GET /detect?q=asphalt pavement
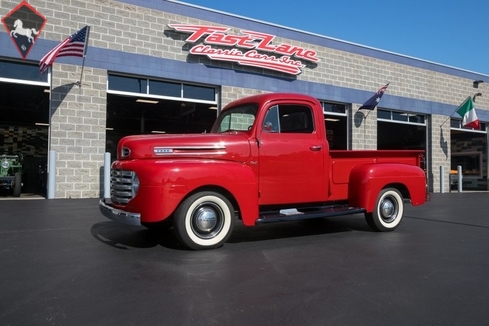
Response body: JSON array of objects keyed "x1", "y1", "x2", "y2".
[{"x1": 1, "y1": 193, "x2": 489, "y2": 326}]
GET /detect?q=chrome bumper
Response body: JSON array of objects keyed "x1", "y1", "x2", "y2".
[{"x1": 99, "y1": 198, "x2": 141, "y2": 226}]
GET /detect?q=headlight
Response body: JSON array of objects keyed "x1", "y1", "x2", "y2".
[
  {"x1": 132, "y1": 174, "x2": 140, "y2": 195},
  {"x1": 1, "y1": 160, "x2": 9, "y2": 169},
  {"x1": 121, "y1": 146, "x2": 131, "y2": 158}
]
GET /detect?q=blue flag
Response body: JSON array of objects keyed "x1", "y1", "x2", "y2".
[{"x1": 359, "y1": 83, "x2": 389, "y2": 110}]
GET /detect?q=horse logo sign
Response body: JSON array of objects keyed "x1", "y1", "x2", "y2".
[
  {"x1": 11, "y1": 19, "x2": 39, "y2": 43},
  {"x1": 1, "y1": 1, "x2": 47, "y2": 60}
]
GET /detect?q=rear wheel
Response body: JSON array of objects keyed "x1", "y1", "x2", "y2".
[
  {"x1": 365, "y1": 188, "x2": 404, "y2": 231},
  {"x1": 173, "y1": 191, "x2": 234, "y2": 250},
  {"x1": 13, "y1": 172, "x2": 21, "y2": 197}
]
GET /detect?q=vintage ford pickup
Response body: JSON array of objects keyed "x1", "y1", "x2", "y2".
[{"x1": 100, "y1": 93, "x2": 427, "y2": 250}]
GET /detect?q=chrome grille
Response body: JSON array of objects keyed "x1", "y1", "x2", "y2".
[{"x1": 111, "y1": 169, "x2": 136, "y2": 204}]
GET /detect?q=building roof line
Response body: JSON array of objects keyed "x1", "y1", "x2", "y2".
[{"x1": 167, "y1": 0, "x2": 488, "y2": 78}]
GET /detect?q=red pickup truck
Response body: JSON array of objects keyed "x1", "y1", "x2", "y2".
[{"x1": 100, "y1": 93, "x2": 427, "y2": 250}]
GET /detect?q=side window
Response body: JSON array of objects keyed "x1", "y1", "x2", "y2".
[
  {"x1": 279, "y1": 105, "x2": 314, "y2": 133},
  {"x1": 263, "y1": 105, "x2": 280, "y2": 133},
  {"x1": 263, "y1": 104, "x2": 314, "y2": 133}
]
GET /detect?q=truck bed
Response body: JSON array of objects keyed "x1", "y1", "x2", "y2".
[{"x1": 329, "y1": 149, "x2": 424, "y2": 200}]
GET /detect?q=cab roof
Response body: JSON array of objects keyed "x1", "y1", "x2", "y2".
[{"x1": 222, "y1": 92, "x2": 320, "y2": 111}]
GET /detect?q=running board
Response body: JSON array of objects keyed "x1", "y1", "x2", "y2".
[{"x1": 256, "y1": 205, "x2": 366, "y2": 224}]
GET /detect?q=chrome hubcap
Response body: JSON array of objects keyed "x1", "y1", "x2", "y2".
[
  {"x1": 380, "y1": 198, "x2": 397, "y2": 222},
  {"x1": 194, "y1": 207, "x2": 218, "y2": 233}
]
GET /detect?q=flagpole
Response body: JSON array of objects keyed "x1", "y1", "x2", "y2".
[
  {"x1": 365, "y1": 110, "x2": 372, "y2": 119},
  {"x1": 77, "y1": 26, "x2": 90, "y2": 88}
]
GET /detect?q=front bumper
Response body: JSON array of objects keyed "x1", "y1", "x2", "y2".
[{"x1": 99, "y1": 198, "x2": 141, "y2": 226}]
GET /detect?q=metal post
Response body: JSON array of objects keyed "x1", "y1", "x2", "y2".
[
  {"x1": 440, "y1": 166, "x2": 445, "y2": 193},
  {"x1": 47, "y1": 150, "x2": 56, "y2": 199},
  {"x1": 104, "y1": 152, "x2": 111, "y2": 198},
  {"x1": 457, "y1": 165, "x2": 463, "y2": 193}
]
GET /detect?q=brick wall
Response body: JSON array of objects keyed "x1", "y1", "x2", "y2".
[
  {"x1": 428, "y1": 115, "x2": 451, "y2": 193},
  {"x1": 50, "y1": 64, "x2": 107, "y2": 198},
  {"x1": 351, "y1": 104, "x2": 377, "y2": 150}
]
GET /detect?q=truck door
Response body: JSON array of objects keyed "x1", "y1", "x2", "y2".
[{"x1": 258, "y1": 103, "x2": 325, "y2": 205}]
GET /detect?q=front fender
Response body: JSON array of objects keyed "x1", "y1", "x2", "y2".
[
  {"x1": 115, "y1": 159, "x2": 258, "y2": 225},
  {"x1": 348, "y1": 163, "x2": 427, "y2": 212},
  {"x1": 172, "y1": 161, "x2": 259, "y2": 226}
]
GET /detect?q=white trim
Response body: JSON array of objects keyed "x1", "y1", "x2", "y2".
[
  {"x1": 323, "y1": 111, "x2": 347, "y2": 117},
  {"x1": 0, "y1": 77, "x2": 49, "y2": 87},
  {"x1": 378, "y1": 118, "x2": 426, "y2": 127},
  {"x1": 107, "y1": 89, "x2": 217, "y2": 105}
]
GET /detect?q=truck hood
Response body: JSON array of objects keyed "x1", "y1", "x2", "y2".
[{"x1": 117, "y1": 133, "x2": 252, "y2": 161}]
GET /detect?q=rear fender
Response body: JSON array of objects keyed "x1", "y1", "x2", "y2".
[{"x1": 348, "y1": 163, "x2": 427, "y2": 212}]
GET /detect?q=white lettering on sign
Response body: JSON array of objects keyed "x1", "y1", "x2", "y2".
[{"x1": 168, "y1": 24, "x2": 320, "y2": 75}]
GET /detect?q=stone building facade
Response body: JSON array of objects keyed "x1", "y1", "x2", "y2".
[{"x1": 1, "y1": 0, "x2": 488, "y2": 198}]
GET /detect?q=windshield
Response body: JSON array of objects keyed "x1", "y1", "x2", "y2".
[{"x1": 212, "y1": 104, "x2": 258, "y2": 133}]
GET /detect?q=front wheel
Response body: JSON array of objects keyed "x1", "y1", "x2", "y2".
[
  {"x1": 365, "y1": 188, "x2": 404, "y2": 232},
  {"x1": 173, "y1": 191, "x2": 235, "y2": 250}
]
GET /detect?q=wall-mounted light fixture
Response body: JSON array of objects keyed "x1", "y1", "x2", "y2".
[
  {"x1": 136, "y1": 99, "x2": 159, "y2": 104},
  {"x1": 473, "y1": 80, "x2": 484, "y2": 88}
]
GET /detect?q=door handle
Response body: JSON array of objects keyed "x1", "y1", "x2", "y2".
[{"x1": 310, "y1": 145, "x2": 322, "y2": 151}]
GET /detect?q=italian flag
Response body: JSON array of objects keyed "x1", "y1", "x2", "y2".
[{"x1": 456, "y1": 96, "x2": 480, "y2": 129}]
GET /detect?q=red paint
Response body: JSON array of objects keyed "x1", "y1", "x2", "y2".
[{"x1": 107, "y1": 93, "x2": 427, "y2": 228}]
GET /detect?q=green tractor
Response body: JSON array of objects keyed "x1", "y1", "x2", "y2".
[{"x1": 0, "y1": 154, "x2": 23, "y2": 197}]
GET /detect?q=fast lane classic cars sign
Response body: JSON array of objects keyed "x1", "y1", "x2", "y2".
[
  {"x1": 1, "y1": 1, "x2": 47, "y2": 60},
  {"x1": 168, "y1": 24, "x2": 320, "y2": 75}
]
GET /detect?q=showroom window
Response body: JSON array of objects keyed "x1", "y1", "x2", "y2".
[
  {"x1": 0, "y1": 59, "x2": 48, "y2": 85},
  {"x1": 107, "y1": 74, "x2": 218, "y2": 104},
  {"x1": 0, "y1": 59, "x2": 50, "y2": 198},
  {"x1": 321, "y1": 101, "x2": 348, "y2": 150},
  {"x1": 450, "y1": 119, "x2": 486, "y2": 132},
  {"x1": 377, "y1": 109, "x2": 427, "y2": 150},
  {"x1": 105, "y1": 74, "x2": 220, "y2": 158},
  {"x1": 450, "y1": 119, "x2": 487, "y2": 191}
]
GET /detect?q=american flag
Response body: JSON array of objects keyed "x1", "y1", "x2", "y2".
[
  {"x1": 39, "y1": 25, "x2": 90, "y2": 75},
  {"x1": 359, "y1": 82, "x2": 390, "y2": 110}
]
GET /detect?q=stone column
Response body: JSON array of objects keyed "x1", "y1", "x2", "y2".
[
  {"x1": 427, "y1": 114, "x2": 451, "y2": 193},
  {"x1": 49, "y1": 64, "x2": 107, "y2": 198},
  {"x1": 351, "y1": 104, "x2": 377, "y2": 150}
]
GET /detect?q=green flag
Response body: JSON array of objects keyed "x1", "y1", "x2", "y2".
[{"x1": 456, "y1": 96, "x2": 480, "y2": 129}]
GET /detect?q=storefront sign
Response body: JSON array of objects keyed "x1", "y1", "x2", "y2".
[
  {"x1": 168, "y1": 24, "x2": 319, "y2": 75},
  {"x1": 1, "y1": 1, "x2": 46, "y2": 60}
]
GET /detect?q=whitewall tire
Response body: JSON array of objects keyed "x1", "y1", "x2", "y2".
[
  {"x1": 173, "y1": 191, "x2": 234, "y2": 250},
  {"x1": 365, "y1": 188, "x2": 404, "y2": 232}
]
